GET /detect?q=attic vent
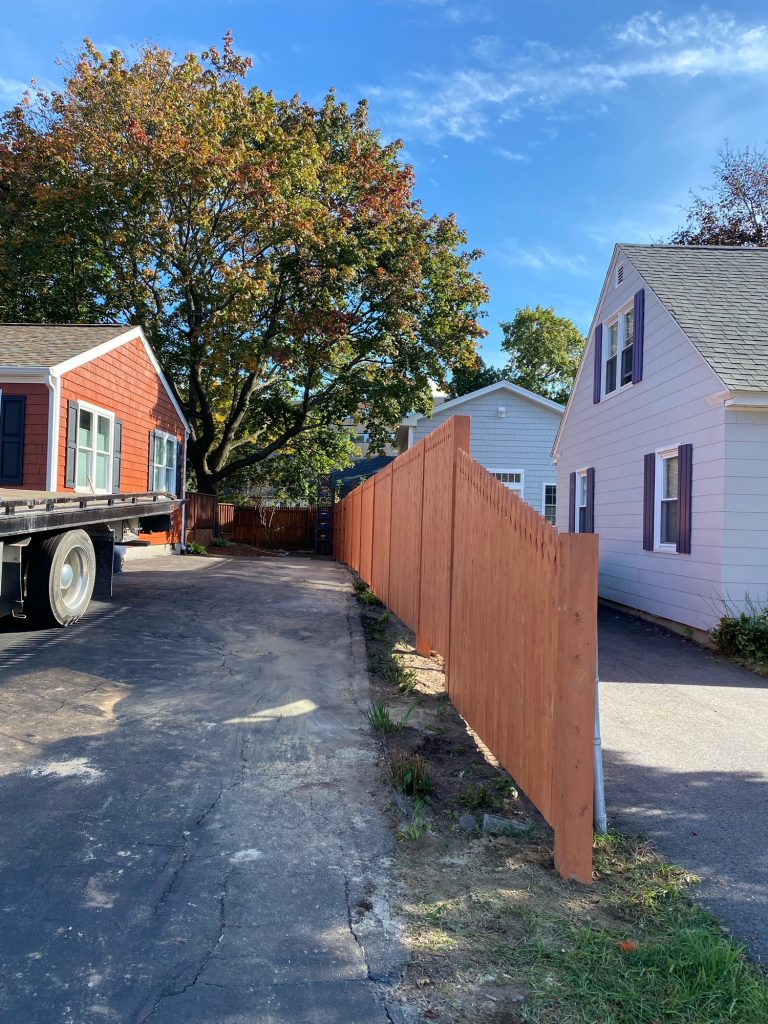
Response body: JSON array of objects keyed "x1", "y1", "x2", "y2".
[{"x1": 616, "y1": 265, "x2": 624, "y2": 286}]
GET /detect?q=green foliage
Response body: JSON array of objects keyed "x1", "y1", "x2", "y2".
[
  {"x1": 389, "y1": 751, "x2": 433, "y2": 804},
  {"x1": 366, "y1": 702, "x2": 397, "y2": 734},
  {"x1": 500, "y1": 305, "x2": 585, "y2": 404},
  {"x1": 358, "y1": 588, "x2": 383, "y2": 607},
  {"x1": 0, "y1": 35, "x2": 488, "y2": 495},
  {"x1": 457, "y1": 782, "x2": 499, "y2": 811},
  {"x1": 710, "y1": 596, "x2": 768, "y2": 666},
  {"x1": 210, "y1": 536, "x2": 232, "y2": 548},
  {"x1": 186, "y1": 541, "x2": 208, "y2": 555},
  {"x1": 447, "y1": 354, "x2": 503, "y2": 398},
  {"x1": 396, "y1": 816, "x2": 433, "y2": 842}
]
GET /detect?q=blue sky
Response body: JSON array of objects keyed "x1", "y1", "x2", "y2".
[{"x1": 1, "y1": 1, "x2": 768, "y2": 365}]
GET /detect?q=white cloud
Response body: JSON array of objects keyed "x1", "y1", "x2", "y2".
[
  {"x1": 500, "y1": 243, "x2": 592, "y2": 277},
  {"x1": 0, "y1": 75, "x2": 30, "y2": 107},
  {"x1": 495, "y1": 147, "x2": 527, "y2": 161},
  {"x1": 368, "y1": 8, "x2": 768, "y2": 143}
]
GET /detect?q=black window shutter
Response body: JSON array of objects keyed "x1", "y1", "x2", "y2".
[
  {"x1": 175, "y1": 439, "x2": 184, "y2": 497},
  {"x1": 585, "y1": 466, "x2": 595, "y2": 533},
  {"x1": 148, "y1": 430, "x2": 157, "y2": 491},
  {"x1": 632, "y1": 288, "x2": 645, "y2": 384},
  {"x1": 65, "y1": 400, "x2": 79, "y2": 488},
  {"x1": 113, "y1": 419, "x2": 123, "y2": 493},
  {"x1": 677, "y1": 443, "x2": 693, "y2": 554},
  {"x1": 568, "y1": 472, "x2": 576, "y2": 532},
  {"x1": 592, "y1": 324, "x2": 603, "y2": 404},
  {"x1": 643, "y1": 452, "x2": 655, "y2": 550},
  {"x1": 0, "y1": 394, "x2": 26, "y2": 486}
]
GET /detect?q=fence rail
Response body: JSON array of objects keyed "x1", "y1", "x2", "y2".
[
  {"x1": 186, "y1": 492, "x2": 315, "y2": 550},
  {"x1": 333, "y1": 415, "x2": 598, "y2": 882}
]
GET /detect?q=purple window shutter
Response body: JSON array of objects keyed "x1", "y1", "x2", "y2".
[
  {"x1": 592, "y1": 324, "x2": 603, "y2": 404},
  {"x1": 677, "y1": 443, "x2": 693, "y2": 554},
  {"x1": 632, "y1": 288, "x2": 645, "y2": 383},
  {"x1": 586, "y1": 467, "x2": 595, "y2": 533},
  {"x1": 568, "y1": 472, "x2": 576, "y2": 532},
  {"x1": 643, "y1": 453, "x2": 655, "y2": 550}
]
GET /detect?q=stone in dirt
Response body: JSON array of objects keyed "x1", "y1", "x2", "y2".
[
  {"x1": 458, "y1": 813, "x2": 479, "y2": 832},
  {"x1": 482, "y1": 813, "x2": 530, "y2": 835}
]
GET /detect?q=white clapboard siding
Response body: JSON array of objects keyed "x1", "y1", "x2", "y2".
[
  {"x1": 555, "y1": 248, "x2": 728, "y2": 632},
  {"x1": 410, "y1": 385, "x2": 562, "y2": 518}
]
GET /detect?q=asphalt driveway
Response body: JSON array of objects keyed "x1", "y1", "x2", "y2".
[
  {"x1": 0, "y1": 555, "x2": 404, "y2": 1023},
  {"x1": 599, "y1": 605, "x2": 768, "y2": 965}
]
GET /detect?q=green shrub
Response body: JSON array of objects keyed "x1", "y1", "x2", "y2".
[
  {"x1": 711, "y1": 596, "x2": 768, "y2": 665},
  {"x1": 186, "y1": 541, "x2": 208, "y2": 555},
  {"x1": 367, "y1": 702, "x2": 397, "y2": 733}
]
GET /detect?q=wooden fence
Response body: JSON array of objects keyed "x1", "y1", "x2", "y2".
[
  {"x1": 333, "y1": 415, "x2": 598, "y2": 882},
  {"x1": 186, "y1": 492, "x2": 315, "y2": 550}
]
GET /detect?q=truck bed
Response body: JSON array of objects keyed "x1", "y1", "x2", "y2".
[{"x1": 0, "y1": 490, "x2": 183, "y2": 538}]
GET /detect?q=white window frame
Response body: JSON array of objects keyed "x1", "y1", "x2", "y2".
[
  {"x1": 488, "y1": 467, "x2": 524, "y2": 496},
  {"x1": 575, "y1": 468, "x2": 589, "y2": 533},
  {"x1": 654, "y1": 447, "x2": 679, "y2": 552},
  {"x1": 74, "y1": 400, "x2": 115, "y2": 495},
  {"x1": 153, "y1": 429, "x2": 178, "y2": 494},
  {"x1": 542, "y1": 482, "x2": 557, "y2": 525},
  {"x1": 602, "y1": 298, "x2": 635, "y2": 399}
]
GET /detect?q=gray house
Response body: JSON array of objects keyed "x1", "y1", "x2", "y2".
[
  {"x1": 554, "y1": 244, "x2": 768, "y2": 635},
  {"x1": 396, "y1": 380, "x2": 563, "y2": 523}
]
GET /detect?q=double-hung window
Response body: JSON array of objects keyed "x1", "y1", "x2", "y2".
[
  {"x1": 657, "y1": 450, "x2": 679, "y2": 548},
  {"x1": 543, "y1": 483, "x2": 557, "y2": 525},
  {"x1": 576, "y1": 470, "x2": 588, "y2": 532},
  {"x1": 604, "y1": 303, "x2": 634, "y2": 396},
  {"x1": 152, "y1": 430, "x2": 178, "y2": 493},
  {"x1": 75, "y1": 402, "x2": 114, "y2": 494}
]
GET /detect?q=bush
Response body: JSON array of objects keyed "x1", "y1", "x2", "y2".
[
  {"x1": 389, "y1": 750, "x2": 433, "y2": 805},
  {"x1": 710, "y1": 597, "x2": 768, "y2": 665}
]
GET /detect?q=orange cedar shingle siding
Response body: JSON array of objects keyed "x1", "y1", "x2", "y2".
[
  {"x1": 0, "y1": 381, "x2": 49, "y2": 489},
  {"x1": 59, "y1": 336, "x2": 185, "y2": 544}
]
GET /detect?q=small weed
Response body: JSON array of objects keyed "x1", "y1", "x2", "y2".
[
  {"x1": 186, "y1": 541, "x2": 208, "y2": 555},
  {"x1": 363, "y1": 617, "x2": 388, "y2": 642},
  {"x1": 390, "y1": 750, "x2": 433, "y2": 804},
  {"x1": 458, "y1": 782, "x2": 500, "y2": 811},
  {"x1": 210, "y1": 536, "x2": 232, "y2": 548},
  {"x1": 399, "y1": 705, "x2": 417, "y2": 728},
  {"x1": 358, "y1": 589, "x2": 383, "y2": 606},
  {"x1": 353, "y1": 578, "x2": 369, "y2": 594},
  {"x1": 367, "y1": 702, "x2": 397, "y2": 733},
  {"x1": 397, "y1": 817, "x2": 433, "y2": 842}
]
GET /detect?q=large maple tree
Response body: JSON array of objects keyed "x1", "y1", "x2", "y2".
[{"x1": 0, "y1": 35, "x2": 487, "y2": 494}]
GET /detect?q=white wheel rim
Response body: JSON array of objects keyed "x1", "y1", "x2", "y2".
[{"x1": 59, "y1": 547, "x2": 90, "y2": 612}]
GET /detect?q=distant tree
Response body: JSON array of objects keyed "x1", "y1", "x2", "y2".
[
  {"x1": 0, "y1": 36, "x2": 488, "y2": 498},
  {"x1": 672, "y1": 145, "x2": 768, "y2": 246},
  {"x1": 500, "y1": 306, "x2": 584, "y2": 404},
  {"x1": 447, "y1": 355, "x2": 502, "y2": 398}
]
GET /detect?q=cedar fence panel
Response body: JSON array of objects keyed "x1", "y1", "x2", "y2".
[
  {"x1": 219, "y1": 503, "x2": 235, "y2": 538},
  {"x1": 370, "y1": 463, "x2": 393, "y2": 607},
  {"x1": 232, "y1": 506, "x2": 316, "y2": 550},
  {"x1": 387, "y1": 443, "x2": 425, "y2": 629},
  {"x1": 185, "y1": 491, "x2": 216, "y2": 545},
  {"x1": 332, "y1": 415, "x2": 598, "y2": 883}
]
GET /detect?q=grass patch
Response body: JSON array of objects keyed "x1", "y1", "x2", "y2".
[{"x1": 507, "y1": 832, "x2": 768, "y2": 1023}]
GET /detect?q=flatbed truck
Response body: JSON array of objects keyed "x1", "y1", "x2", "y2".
[{"x1": 0, "y1": 490, "x2": 184, "y2": 626}]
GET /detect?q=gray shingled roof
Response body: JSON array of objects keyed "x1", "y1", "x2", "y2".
[
  {"x1": 0, "y1": 324, "x2": 131, "y2": 368},
  {"x1": 620, "y1": 245, "x2": 768, "y2": 392}
]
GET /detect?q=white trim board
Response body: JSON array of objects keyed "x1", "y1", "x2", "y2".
[{"x1": 425, "y1": 379, "x2": 564, "y2": 419}]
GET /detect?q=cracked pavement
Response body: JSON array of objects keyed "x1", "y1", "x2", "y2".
[{"x1": 0, "y1": 555, "x2": 405, "y2": 1023}]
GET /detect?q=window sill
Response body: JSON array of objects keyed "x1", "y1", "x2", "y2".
[
  {"x1": 652, "y1": 545, "x2": 682, "y2": 555},
  {"x1": 600, "y1": 381, "x2": 635, "y2": 404}
]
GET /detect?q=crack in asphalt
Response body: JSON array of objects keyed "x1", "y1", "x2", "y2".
[
  {"x1": 152, "y1": 733, "x2": 250, "y2": 916},
  {"x1": 135, "y1": 871, "x2": 231, "y2": 1024}
]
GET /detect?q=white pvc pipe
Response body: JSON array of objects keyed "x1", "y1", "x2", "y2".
[{"x1": 594, "y1": 670, "x2": 608, "y2": 834}]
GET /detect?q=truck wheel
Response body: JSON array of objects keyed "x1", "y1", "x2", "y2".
[{"x1": 28, "y1": 530, "x2": 96, "y2": 626}]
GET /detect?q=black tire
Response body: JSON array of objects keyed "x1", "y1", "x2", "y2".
[{"x1": 27, "y1": 529, "x2": 96, "y2": 626}]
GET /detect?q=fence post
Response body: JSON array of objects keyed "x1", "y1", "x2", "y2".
[
  {"x1": 553, "y1": 532, "x2": 598, "y2": 883},
  {"x1": 415, "y1": 444, "x2": 429, "y2": 655},
  {"x1": 444, "y1": 416, "x2": 472, "y2": 688}
]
